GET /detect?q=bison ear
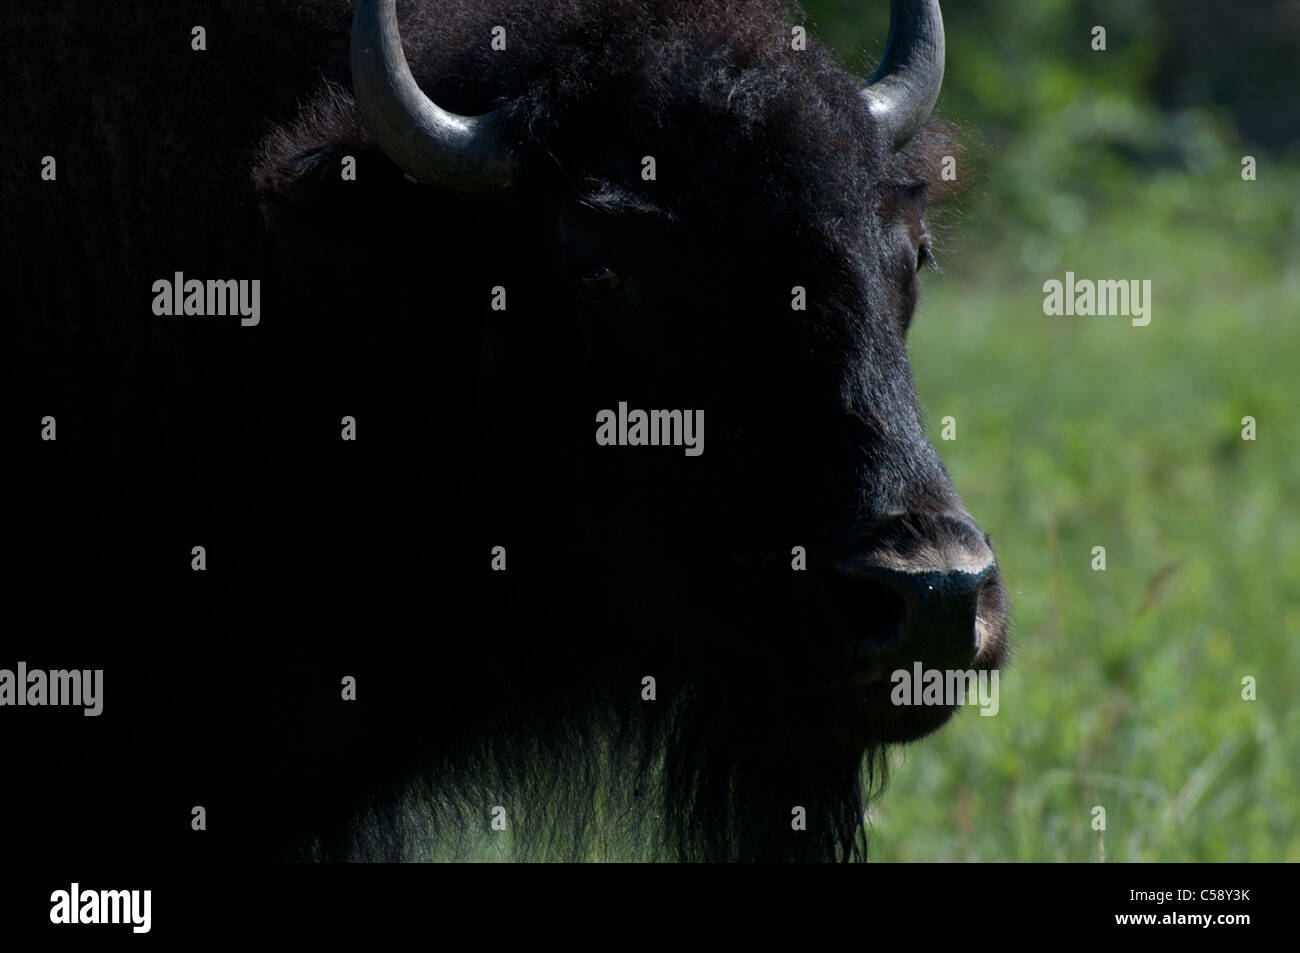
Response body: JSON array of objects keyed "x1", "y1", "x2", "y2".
[{"x1": 254, "y1": 141, "x2": 408, "y2": 247}]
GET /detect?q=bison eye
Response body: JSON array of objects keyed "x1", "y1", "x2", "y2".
[
  {"x1": 578, "y1": 265, "x2": 623, "y2": 302},
  {"x1": 916, "y1": 241, "x2": 939, "y2": 274}
]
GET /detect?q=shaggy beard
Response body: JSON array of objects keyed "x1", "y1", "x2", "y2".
[{"x1": 311, "y1": 683, "x2": 889, "y2": 863}]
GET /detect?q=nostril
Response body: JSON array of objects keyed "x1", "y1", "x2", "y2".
[
  {"x1": 829, "y1": 520, "x2": 999, "y2": 668},
  {"x1": 823, "y1": 571, "x2": 907, "y2": 651}
]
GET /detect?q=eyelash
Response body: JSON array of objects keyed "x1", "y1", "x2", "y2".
[{"x1": 917, "y1": 244, "x2": 940, "y2": 273}]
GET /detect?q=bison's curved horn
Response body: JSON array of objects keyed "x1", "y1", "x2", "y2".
[
  {"x1": 351, "y1": 0, "x2": 517, "y2": 190},
  {"x1": 862, "y1": 0, "x2": 945, "y2": 150}
]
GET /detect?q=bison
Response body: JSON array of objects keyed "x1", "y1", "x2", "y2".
[{"x1": 8, "y1": 0, "x2": 1007, "y2": 863}]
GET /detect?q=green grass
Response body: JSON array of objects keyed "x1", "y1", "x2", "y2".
[{"x1": 869, "y1": 164, "x2": 1300, "y2": 861}]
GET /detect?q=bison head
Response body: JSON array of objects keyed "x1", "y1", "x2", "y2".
[{"x1": 254, "y1": 0, "x2": 1008, "y2": 860}]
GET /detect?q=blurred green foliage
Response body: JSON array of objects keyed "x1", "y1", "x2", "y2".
[
  {"x1": 803, "y1": 0, "x2": 1300, "y2": 860},
  {"x1": 809, "y1": 0, "x2": 1300, "y2": 229}
]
